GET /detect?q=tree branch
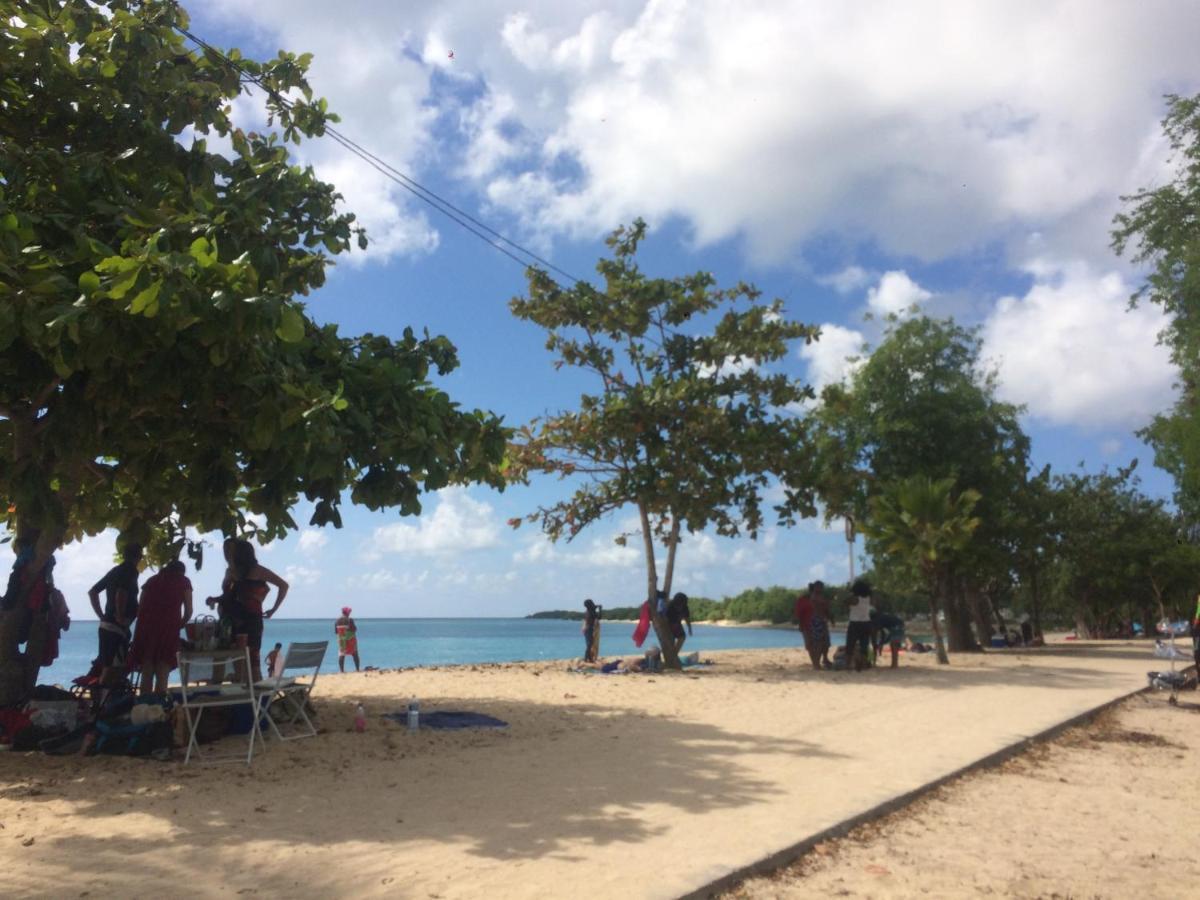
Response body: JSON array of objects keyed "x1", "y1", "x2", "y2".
[{"x1": 32, "y1": 378, "x2": 62, "y2": 412}]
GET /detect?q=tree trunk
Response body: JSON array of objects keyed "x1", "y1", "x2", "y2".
[
  {"x1": 1030, "y1": 562, "x2": 1043, "y2": 639},
  {"x1": 968, "y1": 586, "x2": 994, "y2": 648},
  {"x1": 1073, "y1": 590, "x2": 1097, "y2": 639},
  {"x1": 988, "y1": 591, "x2": 1008, "y2": 639},
  {"x1": 928, "y1": 572, "x2": 950, "y2": 665},
  {"x1": 638, "y1": 504, "x2": 681, "y2": 670},
  {"x1": 661, "y1": 517, "x2": 681, "y2": 597},
  {"x1": 944, "y1": 580, "x2": 978, "y2": 652}
]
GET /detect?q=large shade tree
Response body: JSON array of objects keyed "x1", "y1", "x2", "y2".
[
  {"x1": 0, "y1": 0, "x2": 506, "y2": 702},
  {"x1": 1112, "y1": 92, "x2": 1200, "y2": 520},
  {"x1": 508, "y1": 220, "x2": 819, "y2": 668},
  {"x1": 810, "y1": 316, "x2": 1029, "y2": 651}
]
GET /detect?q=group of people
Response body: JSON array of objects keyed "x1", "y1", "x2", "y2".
[
  {"x1": 795, "y1": 579, "x2": 907, "y2": 672},
  {"x1": 582, "y1": 589, "x2": 694, "y2": 662},
  {"x1": 90, "y1": 537, "x2": 288, "y2": 693}
]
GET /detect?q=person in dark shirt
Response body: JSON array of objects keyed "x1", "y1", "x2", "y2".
[
  {"x1": 667, "y1": 592, "x2": 693, "y2": 654},
  {"x1": 582, "y1": 599, "x2": 601, "y2": 662},
  {"x1": 871, "y1": 609, "x2": 906, "y2": 668},
  {"x1": 88, "y1": 543, "x2": 143, "y2": 683}
]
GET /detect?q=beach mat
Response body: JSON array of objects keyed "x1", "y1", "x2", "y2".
[{"x1": 384, "y1": 710, "x2": 508, "y2": 730}]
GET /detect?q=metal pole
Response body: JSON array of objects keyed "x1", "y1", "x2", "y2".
[{"x1": 845, "y1": 516, "x2": 856, "y2": 583}]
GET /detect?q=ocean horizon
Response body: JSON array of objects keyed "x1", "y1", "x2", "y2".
[{"x1": 39, "y1": 616, "x2": 826, "y2": 686}]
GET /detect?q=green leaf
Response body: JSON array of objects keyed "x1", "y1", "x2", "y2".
[
  {"x1": 78, "y1": 271, "x2": 101, "y2": 294},
  {"x1": 99, "y1": 59, "x2": 117, "y2": 78},
  {"x1": 276, "y1": 306, "x2": 305, "y2": 343},
  {"x1": 107, "y1": 265, "x2": 142, "y2": 300},
  {"x1": 0, "y1": 213, "x2": 17, "y2": 231},
  {"x1": 130, "y1": 280, "x2": 161, "y2": 314},
  {"x1": 189, "y1": 236, "x2": 217, "y2": 268}
]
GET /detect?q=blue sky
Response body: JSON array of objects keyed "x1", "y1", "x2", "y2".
[{"x1": 60, "y1": 1, "x2": 1200, "y2": 618}]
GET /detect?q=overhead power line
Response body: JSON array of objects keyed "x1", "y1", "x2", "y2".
[{"x1": 172, "y1": 22, "x2": 587, "y2": 287}]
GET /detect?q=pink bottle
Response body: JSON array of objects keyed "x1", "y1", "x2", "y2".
[{"x1": 354, "y1": 704, "x2": 366, "y2": 733}]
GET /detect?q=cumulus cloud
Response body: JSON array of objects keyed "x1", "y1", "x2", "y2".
[
  {"x1": 366, "y1": 488, "x2": 501, "y2": 557},
  {"x1": 980, "y1": 260, "x2": 1176, "y2": 429},
  {"x1": 571, "y1": 535, "x2": 640, "y2": 569},
  {"x1": 205, "y1": 1, "x2": 1199, "y2": 266},
  {"x1": 819, "y1": 265, "x2": 872, "y2": 295},
  {"x1": 866, "y1": 271, "x2": 933, "y2": 318},
  {"x1": 297, "y1": 530, "x2": 328, "y2": 554},
  {"x1": 800, "y1": 323, "x2": 865, "y2": 392},
  {"x1": 345, "y1": 569, "x2": 403, "y2": 591},
  {"x1": 284, "y1": 565, "x2": 322, "y2": 584},
  {"x1": 513, "y1": 536, "x2": 558, "y2": 564}
]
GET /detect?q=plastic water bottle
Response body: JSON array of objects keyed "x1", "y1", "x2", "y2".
[
  {"x1": 407, "y1": 696, "x2": 419, "y2": 732},
  {"x1": 354, "y1": 703, "x2": 367, "y2": 733}
]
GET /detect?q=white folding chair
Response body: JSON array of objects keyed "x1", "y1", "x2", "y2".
[
  {"x1": 256, "y1": 640, "x2": 327, "y2": 741},
  {"x1": 177, "y1": 646, "x2": 266, "y2": 765}
]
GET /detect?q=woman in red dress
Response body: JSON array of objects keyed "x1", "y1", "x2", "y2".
[{"x1": 129, "y1": 560, "x2": 193, "y2": 695}]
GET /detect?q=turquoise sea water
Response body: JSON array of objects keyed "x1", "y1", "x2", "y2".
[{"x1": 40, "y1": 617, "x2": 832, "y2": 685}]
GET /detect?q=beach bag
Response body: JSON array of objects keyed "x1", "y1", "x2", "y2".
[{"x1": 185, "y1": 615, "x2": 219, "y2": 649}]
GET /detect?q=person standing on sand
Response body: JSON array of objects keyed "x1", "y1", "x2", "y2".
[
  {"x1": 129, "y1": 560, "x2": 192, "y2": 695},
  {"x1": 844, "y1": 579, "x2": 874, "y2": 672},
  {"x1": 795, "y1": 582, "x2": 821, "y2": 670},
  {"x1": 582, "y1": 598, "x2": 601, "y2": 662},
  {"x1": 229, "y1": 540, "x2": 288, "y2": 682},
  {"x1": 871, "y1": 609, "x2": 905, "y2": 669},
  {"x1": 335, "y1": 606, "x2": 360, "y2": 672},
  {"x1": 810, "y1": 583, "x2": 833, "y2": 669},
  {"x1": 667, "y1": 592, "x2": 693, "y2": 654},
  {"x1": 88, "y1": 542, "x2": 143, "y2": 684}
]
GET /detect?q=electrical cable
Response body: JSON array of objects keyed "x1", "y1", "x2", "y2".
[{"x1": 172, "y1": 22, "x2": 588, "y2": 286}]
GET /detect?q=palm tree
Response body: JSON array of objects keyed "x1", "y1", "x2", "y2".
[{"x1": 863, "y1": 476, "x2": 982, "y2": 664}]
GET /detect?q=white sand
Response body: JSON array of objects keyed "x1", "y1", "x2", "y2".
[
  {"x1": 0, "y1": 642, "x2": 1158, "y2": 898},
  {"x1": 728, "y1": 690, "x2": 1200, "y2": 899}
]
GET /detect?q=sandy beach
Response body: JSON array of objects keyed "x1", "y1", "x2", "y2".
[
  {"x1": 0, "y1": 642, "x2": 1172, "y2": 899},
  {"x1": 726, "y1": 690, "x2": 1200, "y2": 899}
]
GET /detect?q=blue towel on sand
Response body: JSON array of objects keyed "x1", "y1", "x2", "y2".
[{"x1": 384, "y1": 710, "x2": 508, "y2": 730}]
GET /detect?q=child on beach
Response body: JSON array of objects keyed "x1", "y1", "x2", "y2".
[
  {"x1": 265, "y1": 642, "x2": 284, "y2": 678},
  {"x1": 335, "y1": 606, "x2": 360, "y2": 672}
]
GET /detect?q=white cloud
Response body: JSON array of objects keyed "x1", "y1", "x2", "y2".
[
  {"x1": 367, "y1": 487, "x2": 501, "y2": 557},
  {"x1": 297, "y1": 530, "x2": 329, "y2": 554},
  {"x1": 204, "y1": 1, "x2": 1199, "y2": 267},
  {"x1": 570, "y1": 534, "x2": 640, "y2": 569},
  {"x1": 820, "y1": 265, "x2": 871, "y2": 295},
  {"x1": 513, "y1": 536, "x2": 558, "y2": 565},
  {"x1": 800, "y1": 323, "x2": 865, "y2": 393},
  {"x1": 866, "y1": 270, "x2": 932, "y2": 318},
  {"x1": 346, "y1": 569, "x2": 401, "y2": 591},
  {"x1": 981, "y1": 260, "x2": 1176, "y2": 429},
  {"x1": 697, "y1": 355, "x2": 759, "y2": 380},
  {"x1": 283, "y1": 565, "x2": 322, "y2": 585},
  {"x1": 1100, "y1": 437, "x2": 1123, "y2": 457}
]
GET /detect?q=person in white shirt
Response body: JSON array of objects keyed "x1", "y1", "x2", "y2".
[{"x1": 844, "y1": 579, "x2": 874, "y2": 671}]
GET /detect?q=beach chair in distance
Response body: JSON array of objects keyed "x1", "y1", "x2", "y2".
[
  {"x1": 256, "y1": 640, "x2": 327, "y2": 741},
  {"x1": 177, "y1": 646, "x2": 265, "y2": 765}
]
